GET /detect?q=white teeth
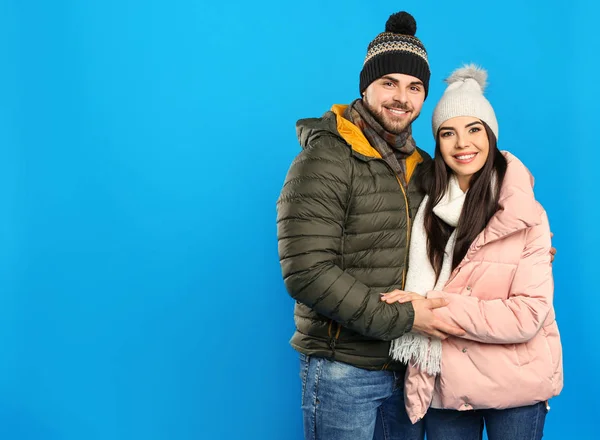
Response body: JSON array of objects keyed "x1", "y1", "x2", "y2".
[
  {"x1": 388, "y1": 108, "x2": 407, "y2": 115},
  {"x1": 456, "y1": 154, "x2": 476, "y2": 160}
]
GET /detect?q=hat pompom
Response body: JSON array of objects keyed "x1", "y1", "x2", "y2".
[
  {"x1": 445, "y1": 64, "x2": 488, "y2": 91},
  {"x1": 385, "y1": 11, "x2": 417, "y2": 36}
]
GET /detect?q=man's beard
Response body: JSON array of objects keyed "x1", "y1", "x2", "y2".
[{"x1": 363, "y1": 99, "x2": 419, "y2": 135}]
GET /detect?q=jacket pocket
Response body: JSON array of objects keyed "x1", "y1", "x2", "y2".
[
  {"x1": 514, "y1": 340, "x2": 533, "y2": 367},
  {"x1": 542, "y1": 321, "x2": 563, "y2": 379}
]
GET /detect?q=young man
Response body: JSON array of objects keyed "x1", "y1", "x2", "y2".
[{"x1": 277, "y1": 11, "x2": 464, "y2": 440}]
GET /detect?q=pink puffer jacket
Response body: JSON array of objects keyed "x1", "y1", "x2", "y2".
[{"x1": 405, "y1": 152, "x2": 563, "y2": 423}]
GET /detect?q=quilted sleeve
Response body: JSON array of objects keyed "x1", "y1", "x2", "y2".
[{"x1": 277, "y1": 139, "x2": 414, "y2": 341}]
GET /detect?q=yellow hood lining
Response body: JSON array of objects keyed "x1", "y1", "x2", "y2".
[{"x1": 330, "y1": 104, "x2": 423, "y2": 183}]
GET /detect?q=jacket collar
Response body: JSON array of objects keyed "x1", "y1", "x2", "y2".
[{"x1": 330, "y1": 104, "x2": 382, "y2": 159}]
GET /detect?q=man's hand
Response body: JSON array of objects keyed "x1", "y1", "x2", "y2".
[
  {"x1": 411, "y1": 297, "x2": 465, "y2": 340},
  {"x1": 550, "y1": 232, "x2": 556, "y2": 263},
  {"x1": 380, "y1": 289, "x2": 465, "y2": 339}
]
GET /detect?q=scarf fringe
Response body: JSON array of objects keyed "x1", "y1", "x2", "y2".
[{"x1": 390, "y1": 333, "x2": 442, "y2": 375}]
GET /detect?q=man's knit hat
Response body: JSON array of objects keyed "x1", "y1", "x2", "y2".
[
  {"x1": 359, "y1": 11, "x2": 430, "y2": 97},
  {"x1": 432, "y1": 64, "x2": 499, "y2": 139}
]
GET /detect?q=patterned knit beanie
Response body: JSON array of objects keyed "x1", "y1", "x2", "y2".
[
  {"x1": 432, "y1": 64, "x2": 499, "y2": 139},
  {"x1": 359, "y1": 11, "x2": 430, "y2": 97}
]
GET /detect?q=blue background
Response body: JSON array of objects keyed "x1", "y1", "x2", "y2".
[{"x1": 0, "y1": 1, "x2": 597, "y2": 438}]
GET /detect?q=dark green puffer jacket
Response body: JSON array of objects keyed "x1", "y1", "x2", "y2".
[{"x1": 277, "y1": 104, "x2": 431, "y2": 370}]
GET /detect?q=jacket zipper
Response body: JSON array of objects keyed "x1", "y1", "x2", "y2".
[
  {"x1": 395, "y1": 177, "x2": 411, "y2": 289},
  {"x1": 370, "y1": 158, "x2": 413, "y2": 287},
  {"x1": 328, "y1": 320, "x2": 342, "y2": 355},
  {"x1": 384, "y1": 166, "x2": 413, "y2": 371}
]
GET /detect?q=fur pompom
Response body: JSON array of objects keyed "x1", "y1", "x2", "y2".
[
  {"x1": 385, "y1": 12, "x2": 417, "y2": 36},
  {"x1": 445, "y1": 64, "x2": 488, "y2": 91}
]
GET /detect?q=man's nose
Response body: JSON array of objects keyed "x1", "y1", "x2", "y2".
[{"x1": 392, "y1": 88, "x2": 408, "y2": 105}]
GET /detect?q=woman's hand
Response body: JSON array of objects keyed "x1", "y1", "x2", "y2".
[{"x1": 380, "y1": 290, "x2": 426, "y2": 304}]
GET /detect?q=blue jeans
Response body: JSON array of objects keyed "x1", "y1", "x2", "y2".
[
  {"x1": 299, "y1": 354, "x2": 424, "y2": 440},
  {"x1": 425, "y1": 402, "x2": 547, "y2": 440}
]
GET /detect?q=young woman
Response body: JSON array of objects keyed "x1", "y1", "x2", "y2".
[{"x1": 382, "y1": 65, "x2": 563, "y2": 440}]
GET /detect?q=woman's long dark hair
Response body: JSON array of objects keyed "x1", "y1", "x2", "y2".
[{"x1": 420, "y1": 121, "x2": 507, "y2": 280}]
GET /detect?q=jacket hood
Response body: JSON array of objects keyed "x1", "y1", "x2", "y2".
[
  {"x1": 296, "y1": 104, "x2": 425, "y2": 182},
  {"x1": 296, "y1": 105, "x2": 382, "y2": 158},
  {"x1": 474, "y1": 151, "x2": 543, "y2": 249}
]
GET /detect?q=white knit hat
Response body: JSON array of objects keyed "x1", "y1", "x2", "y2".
[{"x1": 431, "y1": 64, "x2": 498, "y2": 140}]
